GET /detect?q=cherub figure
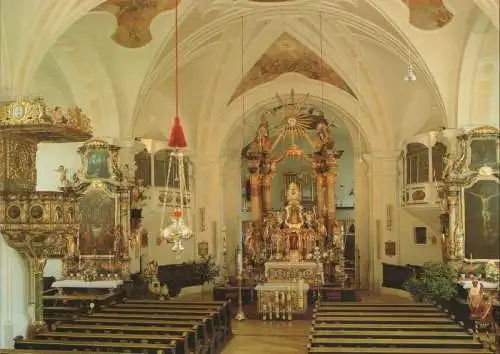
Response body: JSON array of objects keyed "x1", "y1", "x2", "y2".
[{"x1": 55, "y1": 165, "x2": 71, "y2": 188}]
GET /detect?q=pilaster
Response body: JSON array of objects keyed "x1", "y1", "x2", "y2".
[
  {"x1": 192, "y1": 154, "x2": 224, "y2": 258},
  {"x1": 363, "y1": 151, "x2": 401, "y2": 290}
]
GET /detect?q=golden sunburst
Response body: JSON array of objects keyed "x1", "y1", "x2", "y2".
[{"x1": 269, "y1": 89, "x2": 316, "y2": 153}]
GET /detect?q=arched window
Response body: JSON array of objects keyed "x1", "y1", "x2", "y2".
[
  {"x1": 406, "y1": 143, "x2": 429, "y2": 184},
  {"x1": 134, "y1": 149, "x2": 152, "y2": 186},
  {"x1": 432, "y1": 142, "x2": 447, "y2": 182},
  {"x1": 154, "y1": 149, "x2": 191, "y2": 188}
]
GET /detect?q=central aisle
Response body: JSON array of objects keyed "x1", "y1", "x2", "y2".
[{"x1": 223, "y1": 320, "x2": 310, "y2": 354}]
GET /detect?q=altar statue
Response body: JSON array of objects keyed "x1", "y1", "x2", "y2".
[
  {"x1": 468, "y1": 277, "x2": 484, "y2": 319},
  {"x1": 284, "y1": 182, "x2": 304, "y2": 229}
]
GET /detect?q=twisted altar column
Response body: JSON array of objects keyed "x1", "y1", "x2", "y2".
[
  {"x1": 315, "y1": 173, "x2": 325, "y2": 220},
  {"x1": 262, "y1": 174, "x2": 273, "y2": 215},
  {"x1": 447, "y1": 192, "x2": 459, "y2": 260},
  {"x1": 250, "y1": 172, "x2": 262, "y2": 222},
  {"x1": 325, "y1": 170, "x2": 337, "y2": 235}
]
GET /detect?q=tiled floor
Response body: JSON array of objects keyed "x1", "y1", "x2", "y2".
[{"x1": 222, "y1": 319, "x2": 310, "y2": 354}]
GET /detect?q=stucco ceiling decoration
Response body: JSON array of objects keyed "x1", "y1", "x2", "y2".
[
  {"x1": 92, "y1": 0, "x2": 179, "y2": 48},
  {"x1": 249, "y1": 0, "x2": 293, "y2": 2},
  {"x1": 403, "y1": 0, "x2": 454, "y2": 30},
  {"x1": 229, "y1": 33, "x2": 356, "y2": 104}
]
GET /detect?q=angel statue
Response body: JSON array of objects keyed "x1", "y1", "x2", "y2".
[{"x1": 55, "y1": 165, "x2": 71, "y2": 188}]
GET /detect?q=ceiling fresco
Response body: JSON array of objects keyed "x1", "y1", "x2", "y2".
[
  {"x1": 403, "y1": 0, "x2": 454, "y2": 30},
  {"x1": 92, "y1": 0, "x2": 179, "y2": 48},
  {"x1": 229, "y1": 33, "x2": 356, "y2": 104}
]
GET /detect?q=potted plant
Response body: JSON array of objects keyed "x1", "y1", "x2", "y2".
[{"x1": 403, "y1": 262, "x2": 458, "y2": 303}]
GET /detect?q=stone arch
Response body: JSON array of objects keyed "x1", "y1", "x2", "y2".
[
  {"x1": 195, "y1": 18, "x2": 391, "y2": 153},
  {"x1": 207, "y1": 74, "x2": 381, "y2": 160},
  {"x1": 457, "y1": 13, "x2": 499, "y2": 128}
]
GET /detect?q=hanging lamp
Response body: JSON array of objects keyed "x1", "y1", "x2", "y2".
[
  {"x1": 159, "y1": 2, "x2": 192, "y2": 254},
  {"x1": 404, "y1": 0, "x2": 417, "y2": 82}
]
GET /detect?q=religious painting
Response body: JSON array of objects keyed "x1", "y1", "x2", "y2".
[
  {"x1": 468, "y1": 139, "x2": 498, "y2": 171},
  {"x1": 92, "y1": 0, "x2": 180, "y2": 49},
  {"x1": 87, "y1": 149, "x2": 111, "y2": 179},
  {"x1": 78, "y1": 188, "x2": 120, "y2": 256},
  {"x1": 78, "y1": 139, "x2": 120, "y2": 182},
  {"x1": 464, "y1": 180, "x2": 500, "y2": 259}
]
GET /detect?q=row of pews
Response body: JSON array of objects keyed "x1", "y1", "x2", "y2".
[
  {"x1": 308, "y1": 302, "x2": 493, "y2": 354},
  {"x1": 10, "y1": 299, "x2": 232, "y2": 353}
]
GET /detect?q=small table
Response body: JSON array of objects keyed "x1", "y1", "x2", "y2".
[{"x1": 255, "y1": 282, "x2": 309, "y2": 317}]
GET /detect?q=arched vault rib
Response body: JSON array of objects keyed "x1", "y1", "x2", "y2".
[
  {"x1": 48, "y1": 37, "x2": 120, "y2": 137},
  {"x1": 206, "y1": 75, "x2": 386, "y2": 159},
  {"x1": 195, "y1": 18, "x2": 392, "y2": 152},
  {"x1": 1, "y1": 0, "x2": 107, "y2": 95}
]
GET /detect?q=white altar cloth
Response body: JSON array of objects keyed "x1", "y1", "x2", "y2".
[{"x1": 52, "y1": 280, "x2": 123, "y2": 289}]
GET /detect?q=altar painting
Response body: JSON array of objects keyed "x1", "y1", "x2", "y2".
[
  {"x1": 468, "y1": 139, "x2": 498, "y2": 171},
  {"x1": 464, "y1": 180, "x2": 499, "y2": 259},
  {"x1": 78, "y1": 187, "x2": 121, "y2": 256},
  {"x1": 87, "y1": 149, "x2": 111, "y2": 179}
]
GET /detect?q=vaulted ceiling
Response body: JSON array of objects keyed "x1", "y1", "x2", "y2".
[{"x1": 0, "y1": 0, "x2": 497, "y2": 156}]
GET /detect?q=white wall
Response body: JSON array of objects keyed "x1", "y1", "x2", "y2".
[
  {"x1": 36, "y1": 142, "x2": 81, "y2": 191},
  {"x1": 396, "y1": 210, "x2": 442, "y2": 266},
  {"x1": 0, "y1": 235, "x2": 29, "y2": 348}
]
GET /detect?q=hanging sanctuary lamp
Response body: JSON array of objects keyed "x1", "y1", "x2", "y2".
[{"x1": 159, "y1": 2, "x2": 193, "y2": 254}]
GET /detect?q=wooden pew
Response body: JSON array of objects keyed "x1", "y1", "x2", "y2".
[
  {"x1": 54, "y1": 323, "x2": 202, "y2": 354},
  {"x1": 119, "y1": 300, "x2": 232, "y2": 338},
  {"x1": 14, "y1": 337, "x2": 176, "y2": 353},
  {"x1": 36, "y1": 330, "x2": 189, "y2": 354},
  {"x1": 101, "y1": 307, "x2": 224, "y2": 348},
  {"x1": 72, "y1": 316, "x2": 214, "y2": 354},
  {"x1": 43, "y1": 291, "x2": 117, "y2": 311}
]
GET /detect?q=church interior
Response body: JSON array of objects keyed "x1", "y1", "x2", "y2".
[{"x1": 0, "y1": 0, "x2": 499, "y2": 353}]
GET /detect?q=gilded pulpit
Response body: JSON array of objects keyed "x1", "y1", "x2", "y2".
[{"x1": 0, "y1": 97, "x2": 91, "y2": 335}]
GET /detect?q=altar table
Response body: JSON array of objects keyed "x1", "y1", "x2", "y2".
[{"x1": 52, "y1": 279, "x2": 123, "y2": 290}]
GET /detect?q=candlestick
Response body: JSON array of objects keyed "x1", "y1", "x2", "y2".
[{"x1": 234, "y1": 247, "x2": 246, "y2": 321}]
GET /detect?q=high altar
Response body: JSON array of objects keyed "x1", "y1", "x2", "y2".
[{"x1": 242, "y1": 91, "x2": 345, "y2": 316}]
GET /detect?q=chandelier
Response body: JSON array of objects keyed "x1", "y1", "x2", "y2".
[
  {"x1": 160, "y1": 150, "x2": 192, "y2": 253},
  {"x1": 158, "y1": 1, "x2": 192, "y2": 254}
]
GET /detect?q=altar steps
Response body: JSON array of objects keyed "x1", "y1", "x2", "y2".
[
  {"x1": 308, "y1": 302, "x2": 492, "y2": 353},
  {"x1": 320, "y1": 286, "x2": 360, "y2": 302}
]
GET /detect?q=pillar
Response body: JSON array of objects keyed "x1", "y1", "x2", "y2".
[
  {"x1": 250, "y1": 172, "x2": 261, "y2": 222},
  {"x1": 262, "y1": 173, "x2": 273, "y2": 215},
  {"x1": 315, "y1": 172, "x2": 325, "y2": 220},
  {"x1": 325, "y1": 169, "x2": 337, "y2": 235}
]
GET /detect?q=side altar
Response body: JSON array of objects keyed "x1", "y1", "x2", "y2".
[{"x1": 53, "y1": 139, "x2": 140, "y2": 293}]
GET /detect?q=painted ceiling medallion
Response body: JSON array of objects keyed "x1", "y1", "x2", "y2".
[
  {"x1": 403, "y1": 0, "x2": 453, "y2": 30},
  {"x1": 230, "y1": 33, "x2": 356, "y2": 104},
  {"x1": 92, "y1": 0, "x2": 180, "y2": 48}
]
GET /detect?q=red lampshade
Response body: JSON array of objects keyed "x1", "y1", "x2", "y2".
[{"x1": 168, "y1": 116, "x2": 187, "y2": 148}]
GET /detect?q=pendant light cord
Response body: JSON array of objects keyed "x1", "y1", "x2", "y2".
[
  {"x1": 320, "y1": 12, "x2": 325, "y2": 115},
  {"x1": 175, "y1": 2, "x2": 180, "y2": 119}
]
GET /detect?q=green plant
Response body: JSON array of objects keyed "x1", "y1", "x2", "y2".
[
  {"x1": 403, "y1": 262, "x2": 458, "y2": 303},
  {"x1": 195, "y1": 256, "x2": 220, "y2": 284}
]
